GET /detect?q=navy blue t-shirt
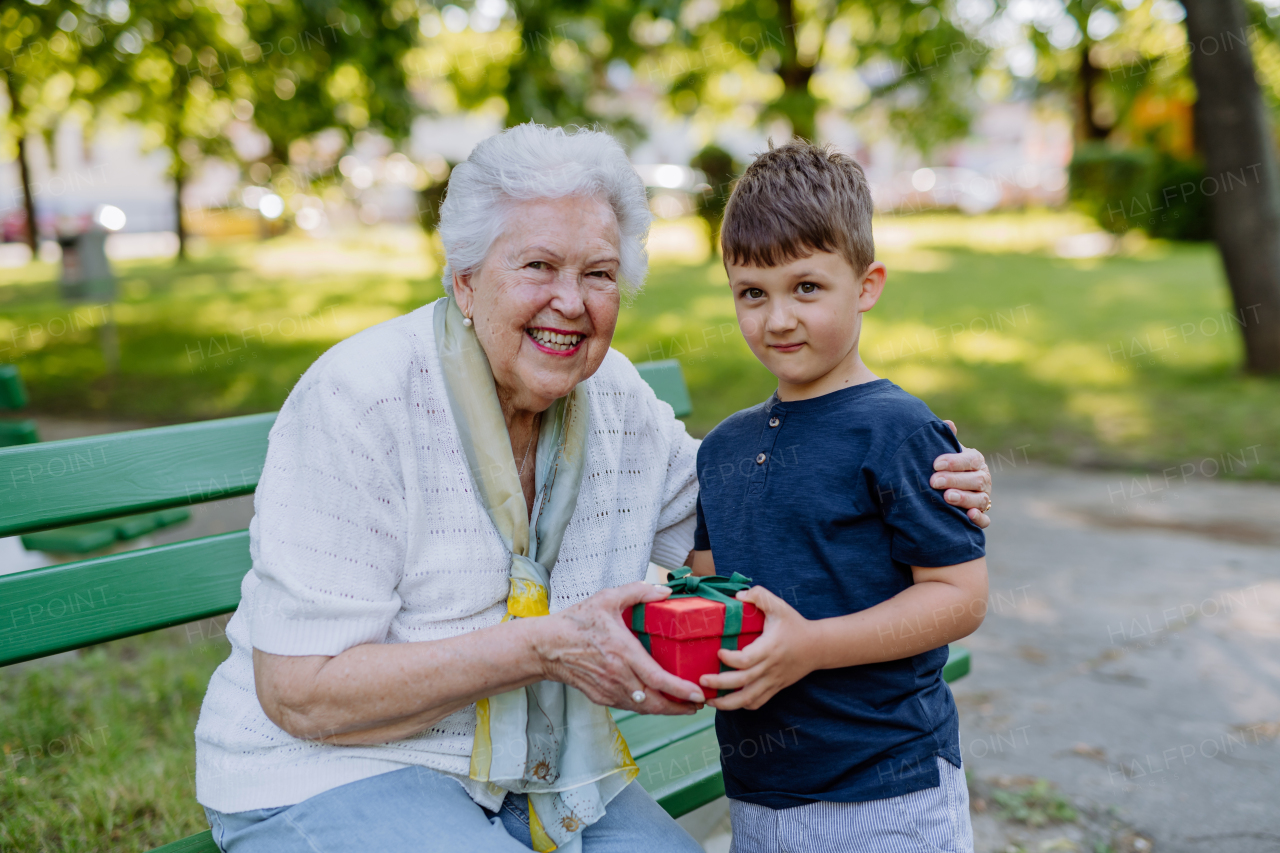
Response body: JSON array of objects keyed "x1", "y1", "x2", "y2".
[{"x1": 693, "y1": 379, "x2": 985, "y2": 808}]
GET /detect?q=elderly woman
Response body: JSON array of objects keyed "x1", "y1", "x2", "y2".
[{"x1": 193, "y1": 123, "x2": 992, "y2": 853}]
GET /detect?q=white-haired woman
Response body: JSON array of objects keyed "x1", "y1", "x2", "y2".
[{"x1": 193, "y1": 123, "x2": 993, "y2": 853}]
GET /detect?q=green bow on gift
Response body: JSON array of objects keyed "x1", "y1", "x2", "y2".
[{"x1": 630, "y1": 568, "x2": 756, "y2": 696}]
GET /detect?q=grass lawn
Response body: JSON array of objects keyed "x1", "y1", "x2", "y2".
[
  {"x1": 1, "y1": 211, "x2": 1278, "y2": 849},
  {"x1": 2, "y1": 212, "x2": 1276, "y2": 478},
  {"x1": 0, "y1": 626, "x2": 230, "y2": 851}
]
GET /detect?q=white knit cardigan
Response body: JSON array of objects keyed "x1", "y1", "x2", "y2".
[{"x1": 194, "y1": 300, "x2": 700, "y2": 814}]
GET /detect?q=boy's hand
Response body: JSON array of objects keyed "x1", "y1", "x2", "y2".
[{"x1": 700, "y1": 586, "x2": 818, "y2": 711}]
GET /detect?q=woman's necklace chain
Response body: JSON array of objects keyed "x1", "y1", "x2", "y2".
[{"x1": 517, "y1": 414, "x2": 540, "y2": 477}]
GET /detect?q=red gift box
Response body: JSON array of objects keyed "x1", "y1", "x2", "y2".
[{"x1": 623, "y1": 596, "x2": 766, "y2": 701}]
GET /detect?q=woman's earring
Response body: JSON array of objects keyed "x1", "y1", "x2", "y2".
[{"x1": 463, "y1": 316, "x2": 472, "y2": 327}]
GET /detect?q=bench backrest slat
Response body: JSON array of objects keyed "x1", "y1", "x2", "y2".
[
  {"x1": 0, "y1": 363, "x2": 692, "y2": 668},
  {"x1": 0, "y1": 413, "x2": 275, "y2": 538},
  {"x1": 635, "y1": 360, "x2": 692, "y2": 418},
  {"x1": 0, "y1": 532, "x2": 248, "y2": 667}
]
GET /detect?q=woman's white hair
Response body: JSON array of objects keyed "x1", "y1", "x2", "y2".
[{"x1": 438, "y1": 123, "x2": 651, "y2": 297}]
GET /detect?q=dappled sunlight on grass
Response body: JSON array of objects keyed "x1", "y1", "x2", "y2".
[
  {"x1": 0, "y1": 228, "x2": 445, "y2": 421},
  {"x1": 891, "y1": 364, "x2": 973, "y2": 396},
  {"x1": 623, "y1": 221, "x2": 1277, "y2": 476},
  {"x1": 873, "y1": 209, "x2": 1101, "y2": 254},
  {"x1": 1067, "y1": 390, "x2": 1153, "y2": 445},
  {"x1": 878, "y1": 248, "x2": 955, "y2": 272},
  {"x1": 688, "y1": 292, "x2": 736, "y2": 321},
  {"x1": 1027, "y1": 343, "x2": 1128, "y2": 387},
  {"x1": 862, "y1": 319, "x2": 946, "y2": 363},
  {"x1": 0, "y1": 213, "x2": 1276, "y2": 478},
  {"x1": 252, "y1": 230, "x2": 438, "y2": 280},
  {"x1": 952, "y1": 331, "x2": 1031, "y2": 365}
]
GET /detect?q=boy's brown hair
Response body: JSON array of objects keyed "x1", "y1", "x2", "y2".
[{"x1": 720, "y1": 139, "x2": 875, "y2": 276}]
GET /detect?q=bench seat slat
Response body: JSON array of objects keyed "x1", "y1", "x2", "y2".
[
  {"x1": 147, "y1": 832, "x2": 220, "y2": 853},
  {"x1": 614, "y1": 705, "x2": 716, "y2": 760},
  {"x1": 0, "y1": 413, "x2": 275, "y2": 538},
  {"x1": 0, "y1": 531, "x2": 248, "y2": 667},
  {"x1": 942, "y1": 645, "x2": 970, "y2": 682},
  {"x1": 636, "y1": 725, "x2": 726, "y2": 816}
]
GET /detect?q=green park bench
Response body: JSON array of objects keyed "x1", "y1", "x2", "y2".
[
  {"x1": 1, "y1": 364, "x2": 192, "y2": 554},
  {"x1": 0, "y1": 364, "x2": 40, "y2": 447},
  {"x1": 0, "y1": 357, "x2": 969, "y2": 852}
]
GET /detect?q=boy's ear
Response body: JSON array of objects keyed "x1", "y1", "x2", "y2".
[{"x1": 858, "y1": 262, "x2": 887, "y2": 313}]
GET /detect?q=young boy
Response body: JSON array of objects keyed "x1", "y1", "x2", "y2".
[{"x1": 689, "y1": 141, "x2": 988, "y2": 852}]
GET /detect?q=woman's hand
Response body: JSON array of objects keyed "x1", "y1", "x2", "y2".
[
  {"x1": 699, "y1": 586, "x2": 818, "y2": 711},
  {"x1": 536, "y1": 582, "x2": 707, "y2": 716},
  {"x1": 933, "y1": 420, "x2": 992, "y2": 529}
]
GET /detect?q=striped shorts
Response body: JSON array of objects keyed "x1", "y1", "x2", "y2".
[{"x1": 728, "y1": 757, "x2": 973, "y2": 853}]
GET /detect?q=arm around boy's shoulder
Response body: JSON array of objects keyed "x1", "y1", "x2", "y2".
[{"x1": 873, "y1": 406, "x2": 986, "y2": 569}]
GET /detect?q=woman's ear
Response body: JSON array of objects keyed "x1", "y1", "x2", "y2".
[{"x1": 453, "y1": 270, "x2": 475, "y2": 317}]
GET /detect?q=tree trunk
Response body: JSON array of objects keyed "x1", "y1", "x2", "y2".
[
  {"x1": 774, "y1": 0, "x2": 817, "y2": 143},
  {"x1": 173, "y1": 159, "x2": 187, "y2": 260},
  {"x1": 15, "y1": 136, "x2": 38, "y2": 253},
  {"x1": 170, "y1": 80, "x2": 189, "y2": 261},
  {"x1": 5, "y1": 73, "x2": 37, "y2": 252},
  {"x1": 1078, "y1": 41, "x2": 1108, "y2": 141},
  {"x1": 1182, "y1": 0, "x2": 1280, "y2": 373}
]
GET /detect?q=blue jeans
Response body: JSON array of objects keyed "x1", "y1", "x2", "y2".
[{"x1": 203, "y1": 765, "x2": 702, "y2": 853}]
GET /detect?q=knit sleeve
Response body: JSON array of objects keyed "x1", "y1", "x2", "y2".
[
  {"x1": 648, "y1": 405, "x2": 701, "y2": 571},
  {"x1": 246, "y1": 360, "x2": 409, "y2": 657}
]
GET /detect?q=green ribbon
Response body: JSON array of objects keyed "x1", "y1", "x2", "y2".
[{"x1": 631, "y1": 568, "x2": 755, "y2": 696}]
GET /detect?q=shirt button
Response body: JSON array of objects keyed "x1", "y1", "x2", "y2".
[
  {"x1": 769, "y1": 417, "x2": 780, "y2": 428},
  {"x1": 756, "y1": 453, "x2": 766, "y2": 465}
]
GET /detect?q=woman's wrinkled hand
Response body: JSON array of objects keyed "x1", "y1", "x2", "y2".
[
  {"x1": 932, "y1": 420, "x2": 993, "y2": 529},
  {"x1": 536, "y1": 582, "x2": 706, "y2": 716}
]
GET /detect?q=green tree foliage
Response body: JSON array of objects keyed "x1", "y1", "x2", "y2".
[
  {"x1": 92, "y1": 0, "x2": 240, "y2": 256},
  {"x1": 656, "y1": 0, "x2": 986, "y2": 148},
  {"x1": 1, "y1": 1, "x2": 118, "y2": 247},
  {"x1": 230, "y1": 0, "x2": 420, "y2": 159},
  {"x1": 413, "y1": 0, "x2": 991, "y2": 153},
  {"x1": 1021, "y1": 0, "x2": 1195, "y2": 148},
  {"x1": 1011, "y1": 0, "x2": 1221, "y2": 240},
  {"x1": 94, "y1": 0, "x2": 419, "y2": 254}
]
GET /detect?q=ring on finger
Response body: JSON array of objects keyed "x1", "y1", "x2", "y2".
[
  {"x1": 631, "y1": 689, "x2": 646, "y2": 704},
  {"x1": 984, "y1": 497, "x2": 993, "y2": 513}
]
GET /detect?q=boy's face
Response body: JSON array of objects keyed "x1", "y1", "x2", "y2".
[{"x1": 727, "y1": 250, "x2": 886, "y2": 400}]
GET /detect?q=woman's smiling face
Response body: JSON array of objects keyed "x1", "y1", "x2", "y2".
[{"x1": 453, "y1": 194, "x2": 623, "y2": 414}]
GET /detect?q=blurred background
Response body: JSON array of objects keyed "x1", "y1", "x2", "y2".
[{"x1": 3, "y1": 0, "x2": 1280, "y2": 851}]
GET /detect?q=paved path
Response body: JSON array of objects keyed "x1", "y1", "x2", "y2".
[{"x1": 955, "y1": 464, "x2": 1280, "y2": 853}]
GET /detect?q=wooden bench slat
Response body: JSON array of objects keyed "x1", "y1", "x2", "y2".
[
  {"x1": 0, "y1": 364, "x2": 684, "y2": 539},
  {"x1": 0, "y1": 419, "x2": 39, "y2": 447},
  {"x1": 20, "y1": 508, "x2": 192, "y2": 554},
  {"x1": 636, "y1": 724, "x2": 726, "y2": 815},
  {"x1": 614, "y1": 705, "x2": 716, "y2": 759},
  {"x1": 0, "y1": 412, "x2": 275, "y2": 538},
  {"x1": 0, "y1": 364, "x2": 29, "y2": 410},
  {"x1": 0, "y1": 531, "x2": 248, "y2": 667},
  {"x1": 147, "y1": 831, "x2": 220, "y2": 853},
  {"x1": 942, "y1": 645, "x2": 970, "y2": 682}
]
